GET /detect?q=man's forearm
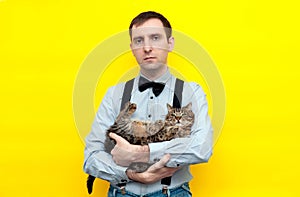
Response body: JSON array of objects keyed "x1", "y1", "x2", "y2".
[{"x1": 125, "y1": 154, "x2": 180, "y2": 184}]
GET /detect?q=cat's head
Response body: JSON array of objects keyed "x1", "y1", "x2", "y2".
[{"x1": 166, "y1": 102, "x2": 194, "y2": 126}]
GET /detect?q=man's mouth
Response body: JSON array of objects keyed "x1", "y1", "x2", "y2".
[{"x1": 144, "y1": 57, "x2": 156, "y2": 61}]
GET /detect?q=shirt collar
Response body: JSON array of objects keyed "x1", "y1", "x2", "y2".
[
  {"x1": 133, "y1": 68, "x2": 173, "y2": 93},
  {"x1": 138, "y1": 68, "x2": 171, "y2": 84}
]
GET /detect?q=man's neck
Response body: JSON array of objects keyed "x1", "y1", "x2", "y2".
[{"x1": 140, "y1": 66, "x2": 168, "y2": 81}]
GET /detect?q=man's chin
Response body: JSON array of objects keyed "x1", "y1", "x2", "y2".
[{"x1": 140, "y1": 62, "x2": 166, "y2": 68}]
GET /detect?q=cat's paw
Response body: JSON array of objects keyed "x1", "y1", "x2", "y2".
[
  {"x1": 148, "y1": 120, "x2": 165, "y2": 135},
  {"x1": 124, "y1": 102, "x2": 137, "y2": 113},
  {"x1": 128, "y1": 103, "x2": 137, "y2": 112}
]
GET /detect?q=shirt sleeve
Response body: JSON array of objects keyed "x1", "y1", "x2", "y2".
[
  {"x1": 83, "y1": 86, "x2": 131, "y2": 185},
  {"x1": 148, "y1": 82, "x2": 213, "y2": 167}
]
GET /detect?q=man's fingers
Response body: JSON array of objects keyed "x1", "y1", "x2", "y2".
[
  {"x1": 151, "y1": 154, "x2": 171, "y2": 169},
  {"x1": 108, "y1": 132, "x2": 119, "y2": 140},
  {"x1": 109, "y1": 133, "x2": 128, "y2": 145}
]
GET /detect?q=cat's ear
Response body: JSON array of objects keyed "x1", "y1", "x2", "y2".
[
  {"x1": 184, "y1": 102, "x2": 192, "y2": 110},
  {"x1": 167, "y1": 103, "x2": 173, "y2": 111}
]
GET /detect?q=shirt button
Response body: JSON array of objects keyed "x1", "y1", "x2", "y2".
[
  {"x1": 150, "y1": 96, "x2": 154, "y2": 99},
  {"x1": 148, "y1": 114, "x2": 152, "y2": 118}
]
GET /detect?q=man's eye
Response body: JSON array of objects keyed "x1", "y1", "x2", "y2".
[
  {"x1": 152, "y1": 35, "x2": 160, "y2": 41},
  {"x1": 134, "y1": 39, "x2": 143, "y2": 45}
]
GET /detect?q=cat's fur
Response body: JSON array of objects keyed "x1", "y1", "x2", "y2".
[{"x1": 87, "y1": 102, "x2": 194, "y2": 194}]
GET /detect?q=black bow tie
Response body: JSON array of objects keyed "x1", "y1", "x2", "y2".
[{"x1": 138, "y1": 77, "x2": 165, "y2": 97}]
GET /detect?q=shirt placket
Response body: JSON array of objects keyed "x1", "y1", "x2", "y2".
[{"x1": 147, "y1": 88, "x2": 155, "y2": 121}]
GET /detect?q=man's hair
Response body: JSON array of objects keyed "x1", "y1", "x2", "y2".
[{"x1": 129, "y1": 11, "x2": 172, "y2": 39}]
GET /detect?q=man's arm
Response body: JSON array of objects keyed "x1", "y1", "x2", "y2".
[
  {"x1": 83, "y1": 87, "x2": 131, "y2": 184},
  {"x1": 148, "y1": 83, "x2": 213, "y2": 167},
  {"x1": 109, "y1": 133, "x2": 181, "y2": 184},
  {"x1": 126, "y1": 154, "x2": 180, "y2": 184}
]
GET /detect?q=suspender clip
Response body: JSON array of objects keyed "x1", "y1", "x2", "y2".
[
  {"x1": 162, "y1": 185, "x2": 168, "y2": 194},
  {"x1": 117, "y1": 180, "x2": 127, "y2": 195}
]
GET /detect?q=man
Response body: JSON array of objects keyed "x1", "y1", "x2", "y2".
[{"x1": 84, "y1": 11, "x2": 213, "y2": 196}]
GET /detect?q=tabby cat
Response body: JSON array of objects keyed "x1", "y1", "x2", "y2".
[{"x1": 87, "y1": 102, "x2": 194, "y2": 194}]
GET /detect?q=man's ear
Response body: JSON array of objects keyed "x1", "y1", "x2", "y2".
[
  {"x1": 130, "y1": 42, "x2": 133, "y2": 51},
  {"x1": 168, "y1": 36, "x2": 175, "y2": 52},
  {"x1": 130, "y1": 42, "x2": 136, "y2": 57}
]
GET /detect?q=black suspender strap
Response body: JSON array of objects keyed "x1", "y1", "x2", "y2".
[
  {"x1": 172, "y1": 78, "x2": 184, "y2": 108},
  {"x1": 120, "y1": 78, "x2": 134, "y2": 111},
  {"x1": 161, "y1": 78, "x2": 184, "y2": 192}
]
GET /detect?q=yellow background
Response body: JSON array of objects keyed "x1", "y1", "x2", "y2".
[{"x1": 1, "y1": 0, "x2": 300, "y2": 196}]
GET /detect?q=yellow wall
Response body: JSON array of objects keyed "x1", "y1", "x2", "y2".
[{"x1": 1, "y1": 0, "x2": 299, "y2": 196}]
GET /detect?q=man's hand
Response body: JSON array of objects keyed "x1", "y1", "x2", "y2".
[
  {"x1": 126, "y1": 154, "x2": 181, "y2": 184},
  {"x1": 109, "y1": 133, "x2": 150, "y2": 166}
]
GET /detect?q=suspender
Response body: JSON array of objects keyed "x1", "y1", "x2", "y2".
[
  {"x1": 120, "y1": 78, "x2": 184, "y2": 110},
  {"x1": 172, "y1": 78, "x2": 184, "y2": 108},
  {"x1": 120, "y1": 78, "x2": 135, "y2": 110},
  {"x1": 161, "y1": 77, "x2": 183, "y2": 189}
]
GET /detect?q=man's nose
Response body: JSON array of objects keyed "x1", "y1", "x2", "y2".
[{"x1": 143, "y1": 39, "x2": 152, "y2": 52}]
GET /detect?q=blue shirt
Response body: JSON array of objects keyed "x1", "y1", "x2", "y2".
[{"x1": 83, "y1": 69, "x2": 213, "y2": 195}]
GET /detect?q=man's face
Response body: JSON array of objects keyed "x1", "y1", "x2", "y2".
[{"x1": 130, "y1": 18, "x2": 174, "y2": 72}]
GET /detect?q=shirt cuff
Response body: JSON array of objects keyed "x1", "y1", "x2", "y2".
[
  {"x1": 111, "y1": 167, "x2": 132, "y2": 186},
  {"x1": 148, "y1": 141, "x2": 168, "y2": 163}
]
